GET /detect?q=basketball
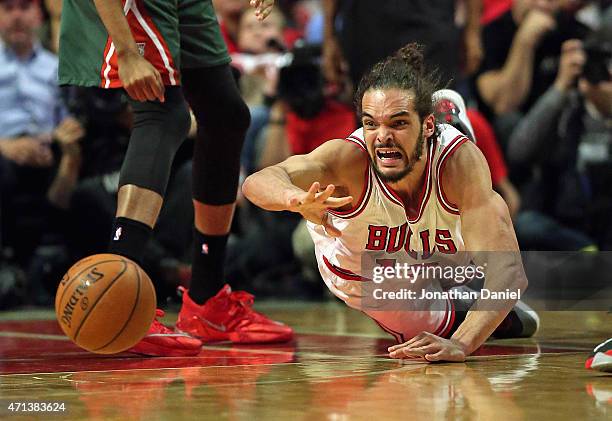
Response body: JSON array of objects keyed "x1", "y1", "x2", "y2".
[{"x1": 55, "y1": 254, "x2": 156, "y2": 354}]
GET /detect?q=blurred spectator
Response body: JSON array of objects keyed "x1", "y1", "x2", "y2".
[
  {"x1": 0, "y1": 0, "x2": 88, "y2": 306},
  {"x1": 322, "y1": 0, "x2": 483, "y2": 91},
  {"x1": 226, "y1": 25, "x2": 355, "y2": 296},
  {"x1": 276, "y1": 0, "x2": 317, "y2": 46},
  {"x1": 214, "y1": 0, "x2": 249, "y2": 54},
  {"x1": 474, "y1": 0, "x2": 590, "y2": 143},
  {"x1": 242, "y1": 42, "x2": 356, "y2": 173},
  {"x1": 233, "y1": 6, "x2": 287, "y2": 106},
  {"x1": 507, "y1": 19, "x2": 611, "y2": 249},
  {"x1": 0, "y1": 0, "x2": 78, "y2": 264}
]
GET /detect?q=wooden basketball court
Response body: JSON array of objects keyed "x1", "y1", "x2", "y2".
[{"x1": 0, "y1": 304, "x2": 609, "y2": 420}]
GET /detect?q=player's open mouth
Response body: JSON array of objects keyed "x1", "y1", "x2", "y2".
[{"x1": 376, "y1": 149, "x2": 403, "y2": 166}]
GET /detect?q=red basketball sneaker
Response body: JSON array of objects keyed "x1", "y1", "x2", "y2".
[
  {"x1": 176, "y1": 285, "x2": 294, "y2": 344},
  {"x1": 129, "y1": 309, "x2": 203, "y2": 357}
]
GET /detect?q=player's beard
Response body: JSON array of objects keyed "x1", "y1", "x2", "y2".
[{"x1": 372, "y1": 126, "x2": 426, "y2": 183}]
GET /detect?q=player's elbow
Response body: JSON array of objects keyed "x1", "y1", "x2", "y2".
[
  {"x1": 511, "y1": 265, "x2": 528, "y2": 292},
  {"x1": 241, "y1": 173, "x2": 258, "y2": 203}
]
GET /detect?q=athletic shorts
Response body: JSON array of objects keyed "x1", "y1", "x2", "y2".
[{"x1": 58, "y1": 0, "x2": 230, "y2": 88}]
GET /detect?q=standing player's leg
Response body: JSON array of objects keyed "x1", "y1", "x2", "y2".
[
  {"x1": 175, "y1": 64, "x2": 293, "y2": 343},
  {"x1": 172, "y1": 0, "x2": 292, "y2": 343},
  {"x1": 57, "y1": 0, "x2": 203, "y2": 356},
  {"x1": 112, "y1": 88, "x2": 203, "y2": 356}
]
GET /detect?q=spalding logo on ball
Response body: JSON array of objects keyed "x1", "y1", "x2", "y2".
[{"x1": 55, "y1": 254, "x2": 156, "y2": 354}]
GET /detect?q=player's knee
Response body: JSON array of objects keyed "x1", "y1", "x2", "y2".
[
  {"x1": 193, "y1": 91, "x2": 250, "y2": 138},
  {"x1": 121, "y1": 88, "x2": 191, "y2": 195},
  {"x1": 167, "y1": 97, "x2": 192, "y2": 144},
  {"x1": 225, "y1": 95, "x2": 251, "y2": 137}
]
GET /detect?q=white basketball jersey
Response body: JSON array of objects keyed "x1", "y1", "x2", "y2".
[{"x1": 307, "y1": 125, "x2": 471, "y2": 342}]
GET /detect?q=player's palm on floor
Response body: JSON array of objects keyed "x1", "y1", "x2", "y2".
[{"x1": 388, "y1": 332, "x2": 466, "y2": 363}]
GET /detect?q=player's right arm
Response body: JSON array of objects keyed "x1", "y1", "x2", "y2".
[
  {"x1": 242, "y1": 139, "x2": 366, "y2": 237},
  {"x1": 93, "y1": 0, "x2": 164, "y2": 102}
]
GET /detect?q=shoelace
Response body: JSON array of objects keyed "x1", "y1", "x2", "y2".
[
  {"x1": 151, "y1": 309, "x2": 175, "y2": 334},
  {"x1": 229, "y1": 291, "x2": 255, "y2": 308},
  {"x1": 227, "y1": 290, "x2": 273, "y2": 324}
]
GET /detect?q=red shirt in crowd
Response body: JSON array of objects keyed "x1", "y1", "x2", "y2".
[
  {"x1": 481, "y1": 0, "x2": 512, "y2": 25},
  {"x1": 286, "y1": 100, "x2": 356, "y2": 155},
  {"x1": 467, "y1": 108, "x2": 508, "y2": 186}
]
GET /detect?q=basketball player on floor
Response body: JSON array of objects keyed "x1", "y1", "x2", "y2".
[
  {"x1": 58, "y1": 0, "x2": 292, "y2": 356},
  {"x1": 243, "y1": 43, "x2": 538, "y2": 362}
]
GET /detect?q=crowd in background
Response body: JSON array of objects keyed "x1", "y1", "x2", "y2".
[{"x1": 0, "y1": 0, "x2": 610, "y2": 308}]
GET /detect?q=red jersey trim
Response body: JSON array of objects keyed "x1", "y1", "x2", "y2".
[
  {"x1": 132, "y1": 0, "x2": 179, "y2": 85},
  {"x1": 100, "y1": 0, "x2": 179, "y2": 89},
  {"x1": 434, "y1": 299, "x2": 455, "y2": 338},
  {"x1": 347, "y1": 135, "x2": 367, "y2": 150},
  {"x1": 436, "y1": 136, "x2": 469, "y2": 215},
  {"x1": 322, "y1": 255, "x2": 363, "y2": 281}
]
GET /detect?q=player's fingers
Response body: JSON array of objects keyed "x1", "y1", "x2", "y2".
[
  {"x1": 303, "y1": 182, "x2": 319, "y2": 203},
  {"x1": 424, "y1": 350, "x2": 445, "y2": 362},
  {"x1": 405, "y1": 337, "x2": 433, "y2": 350},
  {"x1": 150, "y1": 72, "x2": 165, "y2": 102},
  {"x1": 388, "y1": 333, "x2": 426, "y2": 351},
  {"x1": 315, "y1": 184, "x2": 335, "y2": 202},
  {"x1": 394, "y1": 347, "x2": 427, "y2": 359},
  {"x1": 140, "y1": 78, "x2": 159, "y2": 102},
  {"x1": 135, "y1": 77, "x2": 154, "y2": 101},
  {"x1": 408, "y1": 344, "x2": 441, "y2": 357},
  {"x1": 402, "y1": 346, "x2": 429, "y2": 357},
  {"x1": 389, "y1": 339, "x2": 428, "y2": 357},
  {"x1": 323, "y1": 196, "x2": 353, "y2": 208},
  {"x1": 123, "y1": 84, "x2": 140, "y2": 102},
  {"x1": 132, "y1": 83, "x2": 148, "y2": 102}
]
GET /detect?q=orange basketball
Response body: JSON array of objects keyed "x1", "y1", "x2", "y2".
[{"x1": 55, "y1": 254, "x2": 156, "y2": 354}]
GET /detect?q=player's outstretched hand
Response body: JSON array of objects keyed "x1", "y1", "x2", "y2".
[
  {"x1": 287, "y1": 182, "x2": 352, "y2": 237},
  {"x1": 117, "y1": 51, "x2": 165, "y2": 103},
  {"x1": 251, "y1": 0, "x2": 275, "y2": 21},
  {"x1": 388, "y1": 332, "x2": 466, "y2": 362}
]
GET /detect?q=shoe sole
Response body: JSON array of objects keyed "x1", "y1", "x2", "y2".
[
  {"x1": 183, "y1": 332, "x2": 293, "y2": 345},
  {"x1": 591, "y1": 352, "x2": 612, "y2": 372},
  {"x1": 432, "y1": 89, "x2": 476, "y2": 142},
  {"x1": 129, "y1": 342, "x2": 202, "y2": 357},
  {"x1": 513, "y1": 299, "x2": 540, "y2": 337}
]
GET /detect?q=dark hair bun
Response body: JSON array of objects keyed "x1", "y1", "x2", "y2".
[{"x1": 395, "y1": 42, "x2": 425, "y2": 75}]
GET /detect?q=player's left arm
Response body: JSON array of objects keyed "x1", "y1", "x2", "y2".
[
  {"x1": 445, "y1": 141, "x2": 527, "y2": 356},
  {"x1": 389, "y1": 141, "x2": 527, "y2": 362}
]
